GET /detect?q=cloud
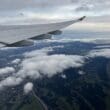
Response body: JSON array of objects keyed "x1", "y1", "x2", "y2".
[
  {"x1": 0, "y1": 38, "x2": 110, "y2": 91},
  {"x1": 61, "y1": 74, "x2": 67, "y2": 79},
  {"x1": 0, "y1": 37, "x2": 110, "y2": 91},
  {"x1": 75, "y1": 4, "x2": 93, "y2": 12},
  {"x1": 18, "y1": 55, "x2": 84, "y2": 78},
  {"x1": 0, "y1": 76, "x2": 22, "y2": 90},
  {"x1": 48, "y1": 38, "x2": 96, "y2": 43},
  {"x1": 24, "y1": 47, "x2": 53, "y2": 58},
  {"x1": 95, "y1": 45, "x2": 110, "y2": 49},
  {"x1": 47, "y1": 37, "x2": 110, "y2": 44},
  {"x1": 0, "y1": 0, "x2": 110, "y2": 25},
  {"x1": 88, "y1": 49, "x2": 110, "y2": 58},
  {"x1": 48, "y1": 38, "x2": 110, "y2": 60},
  {"x1": 78, "y1": 70, "x2": 85, "y2": 75},
  {"x1": 0, "y1": 67, "x2": 15, "y2": 75},
  {"x1": 0, "y1": 0, "x2": 71, "y2": 11},
  {"x1": 48, "y1": 37, "x2": 110, "y2": 59},
  {"x1": 0, "y1": 0, "x2": 109, "y2": 12},
  {"x1": 0, "y1": 47, "x2": 84, "y2": 90},
  {"x1": 17, "y1": 48, "x2": 84, "y2": 78},
  {"x1": 11, "y1": 59, "x2": 21, "y2": 64},
  {"x1": 24, "y1": 82, "x2": 33, "y2": 94}
]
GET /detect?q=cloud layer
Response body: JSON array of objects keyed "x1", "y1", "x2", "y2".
[
  {"x1": 0, "y1": 38, "x2": 110, "y2": 91},
  {"x1": 17, "y1": 48, "x2": 84, "y2": 78},
  {"x1": 0, "y1": 47, "x2": 84, "y2": 90},
  {"x1": 0, "y1": 0, "x2": 110, "y2": 25},
  {"x1": 88, "y1": 49, "x2": 110, "y2": 58},
  {"x1": 0, "y1": 67, "x2": 15, "y2": 75},
  {"x1": 0, "y1": 0, "x2": 109, "y2": 12}
]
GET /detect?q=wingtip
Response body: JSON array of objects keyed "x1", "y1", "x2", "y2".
[{"x1": 78, "y1": 16, "x2": 86, "y2": 21}]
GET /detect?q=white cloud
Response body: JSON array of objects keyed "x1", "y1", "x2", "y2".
[
  {"x1": 78, "y1": 70, "x2": 85, "y2": 75},
  {"x1": 24, "y1": 82, "x2": 33, "y2": 94},
  {"x1": 49, "y1": 38, "x2": 110, "y2": 59},
  {"x1": 49, "y1": 38, "x2": 96, "y2": 43},
  {"x1": 88, "y1": 49, "x2": 110, "y2": 58},
  {"x1": 47, "y1": 37, "x2": 110, "y2": 44},
  {"x1": 0, "y1": 76, "x2": 22, "y2": 90},
  {"x1": 0, "y1": 47, "x2": 84, "y2": 90},
  {"x1": 0, "y1": 0, "x2": 71, "y2": 11},
  {"x1": 0, "y1": 0, "x2": 109, "y2": 13},
  {"x1": 11, "y1": 59, "x2": 21, "y2": 64},
  {"x1": 0, "y1": 67, "x2": 15, "y2": 75},
  {"x1": 0, "y1": 0, "x2": 110, "y2": 25},
  {"x1": 24, "y1": 47, "x2": 53, "y2": 58},
  {"x1": 1, "y1": 38, "x2": 110, "y2": 91},
  {"x1": 61, "y1": 74, "x2": 67, "y2": 79},
  {"x1": 95, "y1": 45, "x2": 110, "y2": 49},
  {"x1": 17, "y1": 48, "x2": 84, "y2": 78}
]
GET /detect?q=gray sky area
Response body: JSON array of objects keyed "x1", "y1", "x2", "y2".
[
  {"x1": 0, "y1": 0, "x2": 110, "y2": 30},
  {"x1": 0, "y1": 0, "x2": 109, "y2": 11}
]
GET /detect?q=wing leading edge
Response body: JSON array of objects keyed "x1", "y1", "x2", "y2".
[{"x1": 0, "y1": 16, "x2": 86, "y2": 47}]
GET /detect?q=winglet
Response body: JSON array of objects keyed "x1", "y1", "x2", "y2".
[{"x1": 78, "y1": 16, "x2": 86, "y2": 21}]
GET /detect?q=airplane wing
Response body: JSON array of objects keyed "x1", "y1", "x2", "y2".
[{"x1": 0, "y1": 16, "x2": 86, "y2": 47}]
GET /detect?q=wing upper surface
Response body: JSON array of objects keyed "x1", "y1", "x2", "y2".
[{"x1": 0, "y1": 16, "x2": 86, "y2": 45}]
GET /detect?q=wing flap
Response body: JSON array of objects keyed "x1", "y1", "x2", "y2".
[
  {"x1": 31, "y1": 34, "x2": 52, "y2": 40},
  {"x1": 8, "y1": 40, "x2": 34, "y2": 47}
]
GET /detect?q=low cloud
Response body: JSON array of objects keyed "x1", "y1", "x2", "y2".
[
  {"x1": 78, "y1": 70, "x2": 85, "y2": 75},
  {"x1": 0, "y1": 47, "x2": 84, "y2": 90},
  {"x1": 18, "y1": 55, "x2": 84, "y2": 78},
  {"x1": 24, "y1": 82, "x2": 33, "y2": 94},
  {"x1": 11, "y1": 59, "x2": 21, "y2": 64},
  {"x1": 0, "y1": 76, "x2": 22, "y2": 90},
  {"x1": 88, "y1": 49, "x2": 110, "y2": 58},
  {"x1": 17, "y1": 48, "x2": 84, "y2": 78},
  {"x1": 1, "y1": 38, "x2": 110, "y2": 91},
  {"x1": 0, "y1": 67, "x2": 15, "y2": 75},
  {"x1": 61, "y1": 74, "x2": 67, "y2": 79}
]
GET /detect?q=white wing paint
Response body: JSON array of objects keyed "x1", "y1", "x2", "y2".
[{"x1": 0, "y1": 16, "x2": 86, "y2": 47}]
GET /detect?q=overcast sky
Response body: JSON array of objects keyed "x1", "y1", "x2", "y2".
[
  {"x1": 0, "y1": 0, "x2": 109, "y2": 15},
  {"x1": 0, "y1": 0, "x2": 110, "y2": 30}
]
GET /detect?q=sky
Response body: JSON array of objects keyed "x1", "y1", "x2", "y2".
[{"x1": 0, "y1": 0, "x2": 110, "y2": 30}]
